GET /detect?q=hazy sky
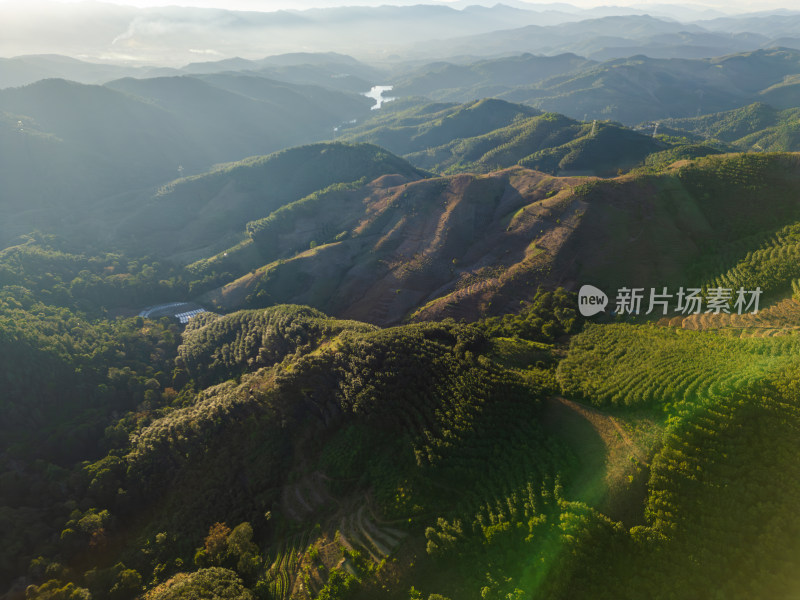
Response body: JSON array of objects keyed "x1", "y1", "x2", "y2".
[
  {"x1": 0, "y1": 0, "x2": 793, "y2": 12},
  {"x1": 0, "y1": 0, "x2": 793, "y2": 65}
]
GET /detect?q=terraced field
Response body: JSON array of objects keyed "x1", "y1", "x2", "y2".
[
  {"x1": 705, "y1": 222, "x2": 800, "y2": 298},
  {"x1": 280, "y1": 471, "x2": 335, "y2": 523},
  {"x1": 263, "y1": 501, "x2": 409, "y2": 600},
  {"x1": 263, "y1": 530, "x2": 312, "y2": 600},
  {"x1": 557, "y1": 323, "x2": 800, "y2": 412},
  {"x1": 337, "y1": 504, "x2": 407, "y2": 563},
  {"x1": 660, "y1": 297, "x2": 800, "y2": 336}
]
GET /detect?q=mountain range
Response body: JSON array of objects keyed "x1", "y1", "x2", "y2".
[
  {"x1": 392, "y1": 48, "x2": 800, "y2": 124},
  {"x1": 5, "y1": 10, "x2": 800, "y2": 599},
  {"x1": 2, "y1": 4, "x2": 800, "y2": 65},
  {"x1": 0, "y1": 73, "x2": 372, "y2": 247},
  {"x1": 6, "y1": 145, "x2": 800, "y2": 600}
]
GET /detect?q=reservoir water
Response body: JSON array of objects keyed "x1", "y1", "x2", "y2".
[{"x1": 364, "y1": 85, "x2": 395, "y2": 110}]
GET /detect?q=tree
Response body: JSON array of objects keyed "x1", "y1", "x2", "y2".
[
  {"x1": 195, "y1": 523, "x2": 232, "y2": 567},
  {"x1": 225, "y1": 523, "x2": 261, "y2": 581}
]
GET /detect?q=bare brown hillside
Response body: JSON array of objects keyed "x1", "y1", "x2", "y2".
[
  {"x1": 203, "y1": 153, "x2": 800, "y2": 325},
  {"x1": 202, "y1": 167, "x2": 594, "y2": 324}
]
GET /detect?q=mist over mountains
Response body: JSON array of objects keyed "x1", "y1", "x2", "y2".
[{"x1": 1, "y1": 1, "x2": 800, "y2": 67}]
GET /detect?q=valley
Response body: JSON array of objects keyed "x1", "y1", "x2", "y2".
[{"x1": 3, "y1": 3, "x2": 800, "y2": 600}]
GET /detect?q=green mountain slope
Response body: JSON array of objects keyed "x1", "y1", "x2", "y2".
[
  {"x1": 0, "y1": 79, "x2": 191, "y2": 205},
  {"x1": 551, "y1": 321, "x2": 800, "y2": 600},
  {"x1": 115, "y1": 142, "x2": 428, "y2": 265},
  {"x1": 11, "y1": 5, "x2": 800, "y2": 600},
  {"x1": 392, "y1": 53, "x2": 595, "y2": 100},
  {"x1": 339, "y1": 98, "x2": 543, "y2": 157},
  {"x1": 105, "y1": 74, "x2": 370, "y2": 158},
  {"x1": 392, "y1": 49, "x2": 800, "y2": 125},
  {"x1": 661, "y1": 102, "x2": 800, "y2": 152},
  {"x1": 341, "y1": 99, "x2": 665, "y2": 176},
  {"x1": 8, "y1": 288, "x2": 800, "y2": 600},
  {"x1": 0, "y1": 75, "x2": 373, "y2": 248},
  {"x1": 7, "y1": 151, "x2": 800, "y2": 600}
]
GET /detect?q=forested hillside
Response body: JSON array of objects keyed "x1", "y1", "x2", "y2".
[
  {"x1": 6, "y1": 270, "x2": 800, "y2": 600},
  {"x1": 391, "y1": 48, "x2": 800, "y2": 124},
  {"x1": 114, "y1": 142, "x2": 427, "y2": 263},
  {"x1": 0, "y1": 76, "x2": 372, "y2": 248},
  {"x1": 660, "y1": 102, "x2": 800, "y2": 152},
  {"x1": 339, "y1": 99, "x2": 664, "y2": 175},
  {"x1": 4, "y1": 9, "x2": 800, "y2": 598}
]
